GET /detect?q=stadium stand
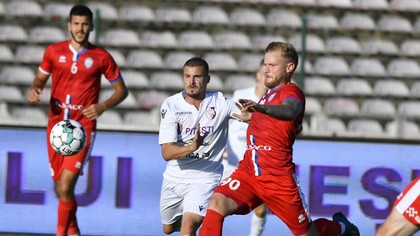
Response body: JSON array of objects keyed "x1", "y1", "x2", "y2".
[{"x1": 0, "y1": 0, "x2": 419, "y2": 139}]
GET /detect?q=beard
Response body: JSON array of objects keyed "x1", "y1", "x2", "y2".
[{"x1": 70, "y1": 31, "x2": 89, "y2": 44}]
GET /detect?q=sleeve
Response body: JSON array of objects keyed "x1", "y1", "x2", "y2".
[
  {"x1": 38, "y1": 45, "x2": 54, "y2": 74},
  {"x1": 226, "y1": 97, "x2": 241, "y2": 117},
  {"x1": 102, "y1": 50, "x2": 122, "y2": 83},
  {"x1": 158, "y1": 99, "x2": 178, "y2": 145},
  {"x1": 282, "y1": 85, "x2": 305, "y2": 105}
]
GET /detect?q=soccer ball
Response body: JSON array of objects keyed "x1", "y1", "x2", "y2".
[{"x1": 49, "y1": 119, "x2": 86, "y2": 156}]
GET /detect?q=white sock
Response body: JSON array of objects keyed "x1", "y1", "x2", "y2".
[
  {"x1": 339, "y1": 222, "x2": 345, "y2": 235},
  {"x1": 249, "y1": 213, "x2": 266, "y2": 236}
]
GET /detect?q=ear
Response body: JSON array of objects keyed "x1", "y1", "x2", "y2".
[
  {"x1": 286, "y1": 62, "x2": 296, "y2": 74},
  {"x1": 67, "y1": 21, "x2": 71, "y2": 32},
  {"x1": 206, "y1": 75, "x2": 211, "y2": 84}
]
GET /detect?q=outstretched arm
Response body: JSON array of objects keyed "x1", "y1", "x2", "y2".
[{"x1": 238, "y1": 98, "x2": 303, "y2": 121}]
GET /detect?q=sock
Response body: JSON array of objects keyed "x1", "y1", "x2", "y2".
[
  {"x1": 249, "y1": 213, "x2": 266, "y2": 236},
  {"x1": 199, "y1": 209, "x2": 224, "y2": 236},
  {"x1": 339, "y1": 222, "x2": 345, "y2": 235},
  {"x1": 313, "y1": 218, "x2": 341, "y2": 236},
  {"x1": 67, "y1": 204, "x2": 79, "y2": 236},
  {"x1": 57, "y1": 199, "x2": 77, "y2": 236}
]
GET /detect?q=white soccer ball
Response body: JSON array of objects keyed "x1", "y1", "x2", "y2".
[{"x1": 49, "y1": 119, "x2": 86, "y2": 156}]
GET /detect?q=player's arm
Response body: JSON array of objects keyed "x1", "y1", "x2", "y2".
[
  {"x1": 239, "y1": 98, "x2": 303, "y2": 121},
  {"x1": 27, "y1": 71, "x2": 49, "y2": 104},
  {"x1": 82, "y1": 79, "x2": 129, "y2": 120},
  {"x1": 161, "y1": 126, "x2": 208, "y2": 161}
]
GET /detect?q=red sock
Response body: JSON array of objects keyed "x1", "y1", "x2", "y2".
[
  {"x1": 199, "y1": 209, "x2": 224, "y2": 236},
  {"x1": 313, "y1": 218, "x2": 341, "y2": 236},
  {"x1": 57, "y1": 199, "x2": 77, "y2": 236},
  {"x1": 67, "y1": 204, "x2": 79, "y2": 235}
]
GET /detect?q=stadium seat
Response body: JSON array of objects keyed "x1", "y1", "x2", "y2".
[
  {"x1": 252, "y1": 34, "x2": 287, "y2": 50},
  {"x1": 0, "y1": 86, "x2": 24, "y2": 102},
  {"x1": 340, "y1": 13, "x2": 376, "y2": 30},
  {"x1": 203, "y1": 52, "x2": 238, "y2": 71},
  {"x1": 224, "y1": 74, "x2": 256, "y2": 91},
  {"x1": 377, "y1": 15, "x2": 413, "y2": 33},
  {"x1": 306, "y1": 13, "x2": 339, "y2": 29},
  {"x1": 361, "y1": 38, "x2": 399, "y2": 55},
  {"x1": 295, "y1": 60, "x2": 314, "y2": 74},
  {"x1": 207, "y1": 74, "x2": 224, "y2": 92},
  {"x1": 360, "y1": 99, "x2": 396, "y2": 118},
  {"x1": 373, "y1": 80, "x2": 409, "y2": 98},
  {"x1": 229, "y1": 7, "x2": 266, "y2": 26},
  {"x1": 155, "y1": 6, "x2": 192, "y2": 23},
  {"x1": 323, "y1": 98, "x2": 359, "y2": 116},
  {"x1": 347, "y1": 119, "x2": 385, "y2": 138},
  {"x1": 0, "y1": 102, "x2": 13, "y2": 124},
  {"x1": 314, "y1": 56, "x2": 350, "y2": 76},
  {"x1": 305, "y1": 97, "x2": 323, "y2": 115},
  {"x1": 163, "y1": 51, "x2": 196, "y2": 69},
  {"x1": 387, "y1": 59, "x2": 420, "y2": 78},
  {"x1": 44, "y1": 2, "x2": 73, "y2": 20},
  {"x1": 142, "y1": 31, "x2": 177, "y2": 48},
  {"x1": 304, "y1": 76, "x2": 335, "y2": 96},
  {"x1": 11, "y1": 107, "x2": 48, "y2": 125},
  {"x1": 414, "y1": 17, "x2": 420, "y2": 33},
  {"x1": 385, "y1": 120, "x2": 420, "y2": 139},
  {"x1": 352, "y1": 0, "x2": 389, "y2": 10},
  {"x1": 316, "y1": 0, "x2": 352, "y2": 8},
  {"x1": 400, "y1": 39, "x2": 420, "y2": 56},
  {"x1": 326, "y1": 36, "x2": 362, "y2": 54},
  {"x1": 123, "y1": 109, "x2": 160, "y2": 131},
  {"x1": 410, "y1": 81, "x2": 420, "y2": 98},
  {"x1": 0, "y1": 2, "x2": 4, "y2": 17},
  {"x1": 192, "y1": 6, "x2": 229, "y2": 25},
  {"x1": 237, "y1": 53, "x2": 264, "y2": 72},
  {"x1": 0, "y1": 24, "x2": 28, "y2": 42},
  {"x1": 119, "y1": 4, "x2": 155, "y2": 22},
  {"x1": 336, "y1": 78, "x2": 372, "y2": 96},
  {"x1": 5, "y1": 0, "x2": 43, "y2": 17},
  {"x1": 126, "y1": 50, "x2": 163, "y2": 69},
  {"x1": 105, "y1": 49, "x2": 125, "y2": 67},
  {"x1": 281, "y1": 0, "x2": 317, "y2": 6},
  {"x1": 178, "y1": 30, "x2": 214, "y2": 49},
  {"x1": 86, "y1": 1, "x2": 118, "y2": 21},
  {"x1": 397, "y1": 101, "x2": 420, "y2": 118},
  {"x1": 0, "y1": 65, "x2": 35, "y2": 86},
  {"x1": 312, "y1": 117, "x2": 347, "y2": 137},
  {"x1": 266, "y1": 9, "x2": 302, "y2": 28},
  {"x1": 350, "y1": 58, "x2": 387, "y2": 77},
  {"x1": 289, "y1": 33, "x2": 326, "y2": 53},
  {"x1": 100, "y1": 29, "x2": 140, "y2": 47},
  {"x1": 137, "y1": 90, "x2": 169, "y2": 110},
  {"x1": 120, "y1": 70, "x2": 149, "y2": 89},
  {"x1": 389, "y1": 0, "x2": 420, "y2": 12},
  {"x1": 213, "y1": 31, "x2": 252, "y2": 49},
  {"x1": 97, "y1": 110, "x2": 123, "y2": 129},
  {"x1": 100, "y1": 89, "x2": 137, "y2": 108},
  {"x1": 29, "y1": 26, "x2": 66, "y2": 43},
  {"x1": 15, "y1": 45, "x2": 45, "y2": 64},
  {"x1": 149, "y1": 72, "x2": 184, "y2": 90},
  {"x1": 0, "y1": 44, "x2": 14, "y2": 62}
]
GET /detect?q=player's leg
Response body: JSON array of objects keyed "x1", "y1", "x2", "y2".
[
  {"x1": 249, "y1": 204, "x2": 267, "y2": 236},
  {"x1": 160, "y1": 179, "x2": 184, "y2": 234},
  {"x1": 375, "y1": 207, "x2": 419, "y2": 236}
]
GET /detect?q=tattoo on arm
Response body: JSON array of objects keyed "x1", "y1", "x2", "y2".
[{"x1": 259, "y1": 100, "x2": 302, "y2": 121}]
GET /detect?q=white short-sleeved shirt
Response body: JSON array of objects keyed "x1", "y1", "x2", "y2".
[
  {"x1": 159, "y1": 91, "x2": 240, "y2": 183},
  {"x1": 226, "y1": 86, "x2": 259, "y2": 167}
]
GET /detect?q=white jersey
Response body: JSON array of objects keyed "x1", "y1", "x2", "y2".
[
  {"x1": 159, "y1": 91, "x2": 240, "y2": 183},
  {"x1": 226, "y1": 86, "x2": 260, "y2": 167}
]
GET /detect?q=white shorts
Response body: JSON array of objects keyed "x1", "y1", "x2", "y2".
[{"x1": 160, "y1": 178, "x2": 219, "y2": 225}]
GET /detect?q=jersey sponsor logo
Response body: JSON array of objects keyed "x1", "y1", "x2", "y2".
[
  {"x1": 298, "y1": 213, "x2": 306, "y2": 223},
  {"x1": 175, "y1": 111, "x2": 192, "y2": 116},
  {"x1": 55, "y1": 101, "x2": 84, "y2": 110},
  {"x1": 59, "y1": 55, "x2": 66, "y2": 63},
  {"x1": 185, "y1": 126, "x2": 214, "y2": 135},
  {"x1": 205, "y1": 106, "x2": 216, "y2": 119},
  {"x1": 85, "y1": 57, "x2": 93, "y2": 68},
  {"x1": 161, "y1": 109, "x2": 167, "y2": 119},
  {"x1": 246, "y1": 144, "x2": 272, "y2": 151},
  {"x1": 185, "y1": 151, "x2": 211, "y2": 159}
]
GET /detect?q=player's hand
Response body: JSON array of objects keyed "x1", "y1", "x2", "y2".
[
  {"x1": 232, "y1": 100, "x2": 253, "y2": 122},
  {"x1": 82, "y1": 103, "x2": 106, "y2": 120},
  {"x1": 190, "y1": 125, "x2": 209, "y2": 151},
  {"x1": 27, "y1": 88, "x2": 42, "y2": 104}
]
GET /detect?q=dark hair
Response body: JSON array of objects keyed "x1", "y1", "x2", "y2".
[
  {"x1": 69, "y1": 5, "x2": 93, "y2": 23},
  {"x1": 183, "y1": 57, "x2": 209, "y2": 76},
  {"x1": 265, "y1": 41, "x2": 299, "y2": 73}
]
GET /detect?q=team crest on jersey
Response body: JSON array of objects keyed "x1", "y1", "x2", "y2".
[
  {"x1": 268, "y1": 93, "x2": 276, "y2": 102},
  {"x1": 59, "y1": 56, "x2": 66, "y2": 63},
  {"x1": 84, "y1": 57, "x2": 93, "y2": 68},
  {"x1": 205, "y1": 106, "x2": 216, "y2": 119},
  {"x1": 161, "y1": 109, "x2": 167, "y2": 119}
]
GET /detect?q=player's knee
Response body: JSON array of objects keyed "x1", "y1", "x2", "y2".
[
  {"x1": 208, "y1": 193, "x2": 236, "y2": 216},
  {"x1": 162, "y1": 225, "x2": 176, "y2": 234}
]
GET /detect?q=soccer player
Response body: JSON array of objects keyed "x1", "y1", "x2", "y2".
[
  {"x1": 158, "y1": 57, "x2": 241, "y2": 235},
  {"x1": 222, "y1": 59, "x2": 269, "y2": 236},
  {"x1": 199, "y1": 41, "x2": 359, "y2": 236},
  {"x1": 27, "y1": 5, "x2": 128, "y2": 236},
  {"x1": 375, "y1": 177, "x2": 420, "y2": 236}
]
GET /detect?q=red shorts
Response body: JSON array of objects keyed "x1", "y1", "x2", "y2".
[
  {"x1": 214, "y1": 168, "x2": 312, "y2": 235},
  {"x1": 46, "y1": 124, "x2": 95, "y2": 181},
  {"x1": 394, "y1": 177, "x2": 420, "y2": 226}
]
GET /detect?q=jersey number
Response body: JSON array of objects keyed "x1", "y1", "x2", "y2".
[
  {"x1": 71, "y1": 62, "x2": 78, "y2": 74},
  {"x1": 220, "y1": 177, "x2": 240, "y2": 190}
]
